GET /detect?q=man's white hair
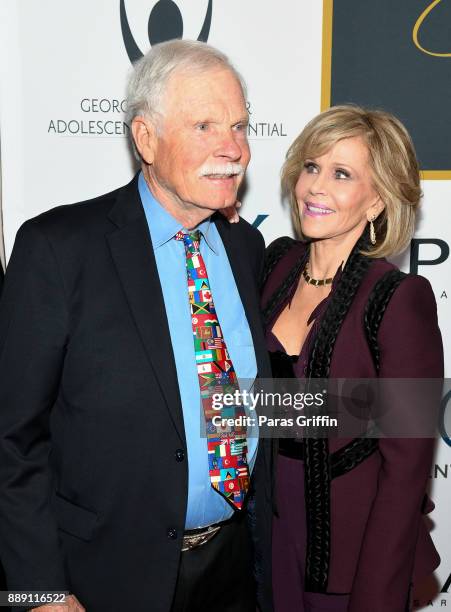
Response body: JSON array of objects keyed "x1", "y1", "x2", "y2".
[{"x1": 125, "y1": 39, "x2": 247, "y2": 159}]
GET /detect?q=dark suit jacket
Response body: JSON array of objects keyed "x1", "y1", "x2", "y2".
[
  {"x1": 0, "y1": 174, "x2": 272, "y2": 612},
  {"x1": 259, "y1": 240, "x2": 443, "y2": 612}
]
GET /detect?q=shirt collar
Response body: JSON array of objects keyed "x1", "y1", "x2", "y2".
[{"x1": 138, "y1": 172, "x2": 218, "y2": 253}]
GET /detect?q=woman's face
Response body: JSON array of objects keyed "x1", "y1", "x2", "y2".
[{"x1": 295, "y1": 136, "x2": 383, "y2": 243}]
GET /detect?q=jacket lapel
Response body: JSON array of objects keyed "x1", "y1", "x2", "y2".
[{"x1": 106, "y1": 175, "x2": 185, "y2": 442}]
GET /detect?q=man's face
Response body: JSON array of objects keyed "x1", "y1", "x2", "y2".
[{"x1": 146, "y1": 67, "x2": 250, "y2": 213}]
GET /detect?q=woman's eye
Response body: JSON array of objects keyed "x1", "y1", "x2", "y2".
[
  {"x1": 335, "y1": 168, "x2": 350, "y2": 179},
  {"x1": 304, "y1": 162, "x2": 318, "y2": 173},
  {"x1": 196, "y1": 123, "x2": 208, "y2": 131}
]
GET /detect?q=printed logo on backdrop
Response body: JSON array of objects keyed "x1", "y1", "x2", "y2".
[
  {"x1": 322, "y1": 0, "x2": 451, "y2": 179},
  {"x1": 431, "y1": 463, "x2": 451, "y2": 479},
  {"x1": 47, "y1": 98, "x2": 129, "y2": 138},
  {"x1": 439, "y1": 388, "x2": 451, "y2": 448},
  {"x1": 47, "y1": 0, "x2": 287, "y2": 155},
  {"x1": 410, "y1": 237, "x2": 449, "y2": 446},
  {"x1": 47, "y1": 1, "x2": 213, "y2": 139},
  {"x1": 119, "y1": 1, "x2": 288, "y2": 145},
  {"x1": 443, "y1": 573, "x2": 451, "y2": 594},
  {"x1": 120, "y1": 0, "x2": 213, "y2": 63}
]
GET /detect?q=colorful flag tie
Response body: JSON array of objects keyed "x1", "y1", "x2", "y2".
[{"x1": 175, "y1": 230, "x2": 250, "y2": 510}]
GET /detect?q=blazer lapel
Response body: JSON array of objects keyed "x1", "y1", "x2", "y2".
[{"x1": 106, "y1": 176, "x2": 185, "y2": 442}]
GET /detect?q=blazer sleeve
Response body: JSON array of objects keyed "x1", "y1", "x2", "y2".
[
  {"x1": 0, "y1": 220, "x2": 69, "y2": 593},
  {"x1": 349, "y1": 274, "x2": 444, "y2": 612}
]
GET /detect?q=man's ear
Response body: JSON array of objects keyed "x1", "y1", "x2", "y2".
[{"x1": 131, "y1": 116, "x2": 157, "y2": 164}]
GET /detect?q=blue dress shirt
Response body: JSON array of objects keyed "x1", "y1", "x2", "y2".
[{"x1": 138, "y1": 173, "x2": 258, "y2": 529}]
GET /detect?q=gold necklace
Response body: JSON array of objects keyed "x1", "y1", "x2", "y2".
[{"x1": 302, "y1": 261, "x2": 334, "y2": 287}]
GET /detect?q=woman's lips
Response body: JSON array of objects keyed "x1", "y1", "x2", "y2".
[{"x1": 303, "y1": 202, "x2": 334, "y2": 217}]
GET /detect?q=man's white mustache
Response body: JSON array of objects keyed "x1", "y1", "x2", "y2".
[{"x1": 199, "y1": 163, "x2": 245, "y2": 177}]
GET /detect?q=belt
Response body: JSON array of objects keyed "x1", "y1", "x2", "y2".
[
  {"x1": 182, "y1": 506, "x2": 244, "y2": 552},
  {"x1": 181, "y1": 523, "x2": 223, "y2": 552},
  {"x1": 278, "y1": 438, "x2": 304, "y2": 460}
]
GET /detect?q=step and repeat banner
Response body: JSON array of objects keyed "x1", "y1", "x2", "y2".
[
  {"x1": 0, "y1": 1, "x2": 450, "y2": 607},
  {"x1": 322, "y1": 3, "x2": 451, "y2": 606}
]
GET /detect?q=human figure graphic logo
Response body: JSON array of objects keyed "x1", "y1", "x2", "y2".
[{"x1": 120, "y1": 0, "x2": 213, "y2": 64}]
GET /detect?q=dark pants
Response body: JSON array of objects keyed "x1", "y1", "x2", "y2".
[
  {"x1": 273, "y1": 455, "x2": 349, "y2": 612},
  {"x1": 171, "y1": 513, "x2": 256, "y2": 612},
  {"x1": 273, "y1": 455, "x2": 413, "y2": 611}
]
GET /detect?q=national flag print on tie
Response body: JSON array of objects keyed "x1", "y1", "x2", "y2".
[
  {"x1": 175, "y1": 230, "x2": 249, "y2": 510},
  {"x1": 206, "y1": 337, "x2": 224, "y2": 349},
  {"x1": 196, "y1": 351, "x2": 214, "y2": 363},
  {"x1": 230, "y1": 439, "x2": 246, "y2": 455},
  {"x1": 192, "y1": 303, "x2": 210, "y2": 315}
]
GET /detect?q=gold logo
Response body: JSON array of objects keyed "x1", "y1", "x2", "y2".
[{"x1": 413, "y1": 0, "x2": 451, "y2": 57}]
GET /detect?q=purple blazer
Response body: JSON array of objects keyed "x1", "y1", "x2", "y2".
[{"x1": 261, "y1": 239, "x2": 443, "y2": 612}]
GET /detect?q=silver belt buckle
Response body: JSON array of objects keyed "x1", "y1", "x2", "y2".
[{"x1": 181, "y1": 524, "x2": 222, "y2": 552}]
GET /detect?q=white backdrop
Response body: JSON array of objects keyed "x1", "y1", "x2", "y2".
[{"x1": 0, "y1": 1, "x2": 450, "y2": 607}]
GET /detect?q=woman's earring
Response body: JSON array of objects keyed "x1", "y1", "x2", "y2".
[{"x1": 369, "y1": 216, "x2": 377, "y2": 245}]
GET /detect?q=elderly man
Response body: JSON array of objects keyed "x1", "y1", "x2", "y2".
[{"x1": 0, "y1": 41, "x2": 272, "y2": 612}]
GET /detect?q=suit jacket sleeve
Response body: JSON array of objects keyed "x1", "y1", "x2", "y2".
[
  {"x1": 349, "y1": 275, "x2": 443, "y2": 612},
  {"x1": 0, "y1": 220, "x2": 69, "y2": 591}
]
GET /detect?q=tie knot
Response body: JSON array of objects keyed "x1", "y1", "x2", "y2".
[{"x1": 175, "y1": 230, "x2": 201, "y2": 250}]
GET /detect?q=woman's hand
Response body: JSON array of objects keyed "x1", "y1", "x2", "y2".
[{"x1": 219, "y1": 200, "x2": 241, "y2": 223}]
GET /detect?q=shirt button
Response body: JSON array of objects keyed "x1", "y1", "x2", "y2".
[
  {"x1": 167, "y1": 528, "x2": 178, "y2": 540},
  {"x1": 175, "y1": 449, "x2": 185, "y2": 462}
]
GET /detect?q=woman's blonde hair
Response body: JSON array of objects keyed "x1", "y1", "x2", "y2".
[{"x1": 281, "y1": 105, "x2": 422, "y2": 258}]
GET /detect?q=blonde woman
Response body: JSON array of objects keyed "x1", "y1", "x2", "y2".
[{"x1": 257, "y1": 106, "x2": 443, "y2": 611}]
